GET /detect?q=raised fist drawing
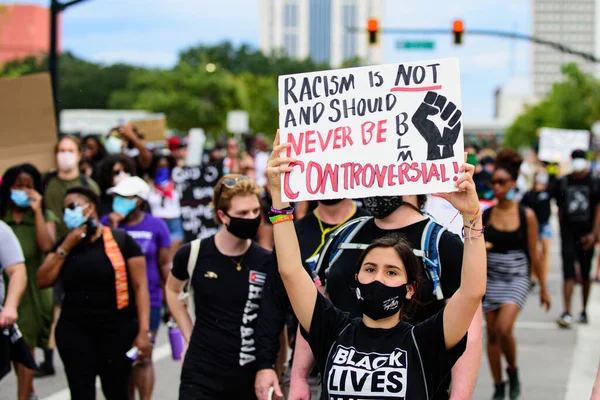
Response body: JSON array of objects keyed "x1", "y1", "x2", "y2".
[{"x1": 411, "y1": 91, "x2": 462, "y2": 161}]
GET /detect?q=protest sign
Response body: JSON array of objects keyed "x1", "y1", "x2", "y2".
[
  {"x1": 538, "y1": 127, "x2": 590, "y2": 163},
  {"x1": 278, "y1": 58, "x2": 464, "y2": 202},
  {"x1": 173, "y1": 162, "x2": 223, "y2": 242},
  {"x1": 0, "y1": 73, "x2": 57, "y2": 175},
  {"x1": 131, "y1": 117, "x2": 166, "y2": 142}
]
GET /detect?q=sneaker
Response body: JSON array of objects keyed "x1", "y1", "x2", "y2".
[
  {"x1": 579, "y1": 312, "x2": 588, "y2": 324},
  {"x1": 34, "y1": 361, "x2": 55, "y2": 378},
  {"x1": 507, "y1": 368, "x2": 521, "y2": 400},
  {"x1": 492, "y1": 382, "x2": 506, "y2": 400},
  {"x1": 557, "y1": 312, "x2": 573, "y2": 328}
]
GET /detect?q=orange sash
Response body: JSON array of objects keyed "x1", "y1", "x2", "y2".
[{"x1": 102, "y1": 227, "x2": 129, "y2": 310}]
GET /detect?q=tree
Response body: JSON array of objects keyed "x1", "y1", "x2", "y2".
[{"x1": 505, "y1": 63, "x2": 600, "y2": 149}]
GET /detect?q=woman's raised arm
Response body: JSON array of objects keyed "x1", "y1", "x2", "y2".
[{"x1": 267, "y1": 131, "x2": 318, "y2": 333}]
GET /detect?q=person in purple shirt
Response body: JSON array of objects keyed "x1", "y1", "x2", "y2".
[{"x1": 102, "y1": 175, "x2": 171, "y2": 400}]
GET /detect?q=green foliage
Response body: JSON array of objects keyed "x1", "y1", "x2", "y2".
[
  {"x1": 505, "y1": 63, "x2": 600, "y2": 148},
  {"x1": 0, "y1": 41, "x2": 364, "y2": 136}
]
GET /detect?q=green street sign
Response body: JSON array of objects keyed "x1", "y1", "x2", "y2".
[{"x1": 396, "y1": 40, "x2": 435, "y2": 50}]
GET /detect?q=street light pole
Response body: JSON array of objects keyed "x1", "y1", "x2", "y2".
[{"x1": 49, "y1": 0, "x2": 90, "y2": 133}]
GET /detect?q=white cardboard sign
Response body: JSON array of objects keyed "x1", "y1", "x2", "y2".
[
  {"x1": 278, "y1": 57, "x2": 464, "y2": 202},
  {"x1": 538, "y1": 127, "x2": 589, "y2": 163}
]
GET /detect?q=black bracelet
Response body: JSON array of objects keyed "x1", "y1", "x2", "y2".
[{"x1": 269, "y1": 205, "x2": 294, "y2": 217}]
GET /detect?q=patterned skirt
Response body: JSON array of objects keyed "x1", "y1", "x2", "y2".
[{"x1": 483, "y1": 250, "x2": 530, "y2": 313}]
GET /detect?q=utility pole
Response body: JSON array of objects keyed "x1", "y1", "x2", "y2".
[{"x1": 49, "y1": 0, "x2": 89, "y2": 133}]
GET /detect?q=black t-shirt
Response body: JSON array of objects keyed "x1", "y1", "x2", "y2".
[
  {"x1": 320, "y1": 218, "x2": 463, "y2": 324},
  {"x1": 56, "y1": 230, "x2": 143, "y2": 326},
  {"x1": 301, "y1": 294, "x2": 467, "y2": 400},
  {"x1": 551, "y1": 173, "x2": 600, "y2": 233},
  {"x1": 171, "y1": 236, "x2": 273, "y2": 379},
  {"x1": 255, "y1": 206, "x2": 368, "y2": 370},
  {"x1": 521, "y1": 190, "x2": 551, "y2": 224}
]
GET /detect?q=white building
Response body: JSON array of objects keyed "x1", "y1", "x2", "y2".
[
  {"x1": 260, "y1": 0, "x2": 383, "y2": 68},
  {"x1": 532, "y1": 0, "x2": 599, "y2": 97}
]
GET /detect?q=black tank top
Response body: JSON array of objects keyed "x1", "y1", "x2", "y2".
[{"x1": 483, "y1": 205, "x2": 529, "y2": 254}]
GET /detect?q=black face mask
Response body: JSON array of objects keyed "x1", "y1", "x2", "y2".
[
  {"x1": 319, "y1": 199, "x2": 344, "y2": 206},
  {"x1": 362, "y1": 196, "x2": 405, "y2": 219},
  {"x1": 356, "y1": 280, "x2": 408, "y2": 320},
  {"x1": 224, "y1": 213, "x2": 261, "y2": 240}
]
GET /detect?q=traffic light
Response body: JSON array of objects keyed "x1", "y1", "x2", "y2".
[
  {"x1": 367, "y1": 18, "x2": 379, "y2": 45},
  {"x1": 452, "y1": 19, "x2": 464, "y2": 45}
]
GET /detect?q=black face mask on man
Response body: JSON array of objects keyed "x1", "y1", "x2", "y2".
[
  {"x1": 362, "y1": 196, "x2": 405, "y2": 219},
  {"x1": 224, "y1": 213, "x2": 261, "y2": 239},
  {"x1": 355, "y1": 280, "x2": 409, "y2": 320},
  {"x1": 319, "y1": 198, "x2": 344, "y2": 206}
]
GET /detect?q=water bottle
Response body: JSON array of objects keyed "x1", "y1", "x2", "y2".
[{"x1": 168, "y1": 320, "x2": 184, "y2": 360}]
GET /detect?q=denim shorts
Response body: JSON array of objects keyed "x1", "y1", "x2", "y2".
[
  {"x1": 164, "y1": 217, "x2": 185, "y2": 242},
  {"x1": 539, "y1": 222, "x2": 552, "y2": 239}
]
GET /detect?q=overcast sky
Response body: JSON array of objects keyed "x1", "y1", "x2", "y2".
[{"x1": 8, "y1": 0, "x2": 532, "y2": 121}]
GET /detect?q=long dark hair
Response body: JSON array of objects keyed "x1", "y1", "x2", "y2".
[
  {"x1": 0, "y1": 163, "x2": 45, "y2": 217},
  {"x1": 94, "y1": 154, "x2": 137, "y2": 194},
  {"x1": 149, "y1": 154, "x2": 176, "y2": 180},
  {"x1": 82, "y1": 135, "x2": 107, "y2": 164},
  {"x1": 356, "y1": 233, "x2": 421, "y2": 317}
]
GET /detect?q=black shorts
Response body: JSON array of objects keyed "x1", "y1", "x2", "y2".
[{"x1": 560, "y1": 229, "x2": 594, "y2": 281}]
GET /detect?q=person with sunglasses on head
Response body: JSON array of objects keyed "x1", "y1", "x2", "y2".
[
  {"x1": 255, "y1": 196, "x2": 368, "y2": 399},
  {"x1": 0, "y1": 164, "x2": 56, "y2": 400},
  {"x1": 36, "y1": 186, "x2": 151, "y2": 400},
  {"x1": 266, "y1": 132, "x2": 486, "y2": 399},
  {"x1": 165, "y1": 174, "x2": 274, "y2": 400},
  {"x1": 101, "y1": 176, "x2": 172, "y2": 400},
  {"x1": 483, "y1": 149, "x2": 550, "y2": 400},
  {"x1": 40, "y1": 135, "x2": 101, "y2": 377}
]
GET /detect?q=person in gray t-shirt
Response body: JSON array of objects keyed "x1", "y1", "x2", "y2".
[{"x1": 0, "y1": 219, "x2": 26, "y2": 327}]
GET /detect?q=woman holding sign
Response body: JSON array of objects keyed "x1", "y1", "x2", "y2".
[{"x1": 266, "y1": 132, "x2": 486, "y2": 399}]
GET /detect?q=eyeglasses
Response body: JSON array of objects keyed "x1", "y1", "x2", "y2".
[
  {"x1": 113, "y1": 169, "x2": 124, "y2": 177},
  {"x1": 216, "y1": 175, "x2": 251, "y2": 201},
  {"x1": 489, "y1": 178, "x2": 510, "y2": 186}
]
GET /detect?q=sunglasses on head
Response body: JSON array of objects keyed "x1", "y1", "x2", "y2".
[
  {"x1": 221, "y1": 175, "x2": 250, "y2": 188},
  {"x1": 216, "y1": 175, "x2": 250, "y2": 199},
  {"x1": 489, "y1": 178, "x2": 510, "y2": 186}
]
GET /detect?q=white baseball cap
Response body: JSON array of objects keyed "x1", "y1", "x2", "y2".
[{"x1": 107, "y1": 176, "x2": 150, "y2": 201}]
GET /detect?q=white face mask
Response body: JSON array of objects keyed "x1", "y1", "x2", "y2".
[
  {"x1": 572, "y1": 158, "x2": 589, "y2": 173},
  {"x1": 56, "y1": 152, "x2": 78, "y2": 172},
  {"x1": 535, "y1": 172, "x2": 549, "y2": 186},
  {"x1": 105, "y1": 135, "x2": 123, "y2": 154}
]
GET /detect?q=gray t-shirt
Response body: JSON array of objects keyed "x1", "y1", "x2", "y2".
[{"x1": 0, "y1": 219, "x2": 25, "y2": 309}]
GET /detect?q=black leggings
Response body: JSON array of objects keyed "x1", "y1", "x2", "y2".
[
  {"x1": 179, "y1": 365, "x2": 257, "y2": 400},
  {"x1": 56, "y1": 317, "x2": 137, "y2": 400}
]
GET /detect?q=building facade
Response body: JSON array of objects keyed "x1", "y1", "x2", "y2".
[
  {"x1": 532, "y1": 0, "x2": 597, "y2": 97},
  {"x1": 0, "y1": 5, "x2": 59, "y2": 64},
  {"x1": 260, "y1": 0, "x2": 383, "y2": 68}
]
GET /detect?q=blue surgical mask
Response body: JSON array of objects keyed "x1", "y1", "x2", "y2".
[
  {"x1": 63, "y1": 205, "x2": 89, "y2": 230},
  {"x1": 10, "y1": 190, "x2": 30, "y2": 208},
  {"x1": 112, "y1": 196, "x2": 137, "y2": 216},
  {"x1": 105, "y1": 136, "x2": 123, "y2": 154},
  {"x1": 506, "y1": 188, "x2": 516, "y2": 200},
  {"x1": 155, "y1": 167, "x2": 170, "y2": 185}
]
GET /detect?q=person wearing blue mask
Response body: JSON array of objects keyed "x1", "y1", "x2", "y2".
[
  {"x1": 0, "y1": 163, "x2": 56, "y2": 400},
  {"x1": 37, "y1": 186, "x2": 151, "y2": 400},
  {"x1": 102, "y1": 176, "x2": 172, "y2": 400},
  {"x1": 147, "y1": 155, "x2": 183, "y2": 258},
  {"x1": 482, "y1": 149, "x2": 551, "y2": 400}
]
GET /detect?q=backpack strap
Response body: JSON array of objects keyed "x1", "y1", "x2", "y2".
[
  {"x1": 178, "y1": 239, "x2": 201, "y2": 316},
  {"x1": 417, "y1": 218, "x2": 446, "y2": 300},
  {"x1": 315, "y1": 216, "x2": 373, "y2": 279}
]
